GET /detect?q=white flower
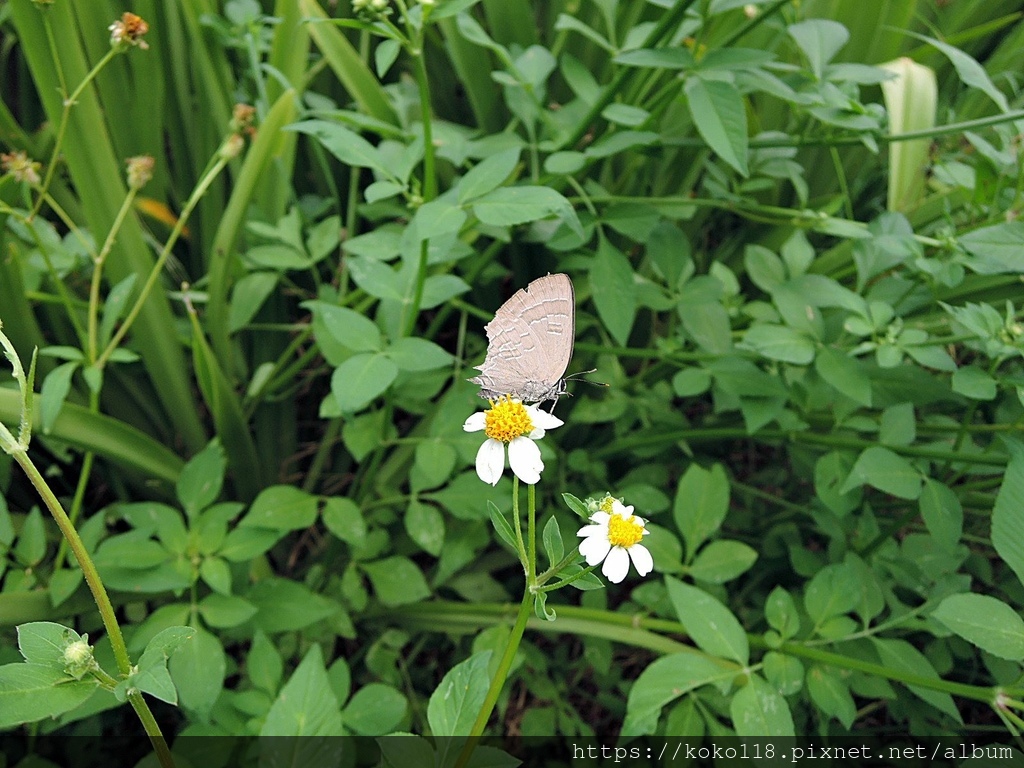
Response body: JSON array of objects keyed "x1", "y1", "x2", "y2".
[
  {"x1": 577, "y1": 499, "x2": 653, "y2": 583},
  {"x1": 463, "y1": 395, "x2": 563, "y2": 485}
]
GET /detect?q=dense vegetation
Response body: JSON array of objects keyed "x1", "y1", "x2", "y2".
[{"x1": 3, "y1": 0, "x2": 1024, "y2": 764}]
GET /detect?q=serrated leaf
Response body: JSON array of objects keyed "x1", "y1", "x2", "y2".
[
  {"x1": 589, "y1": 238, "x2": 636, "y2": 345},
  {"x1": 841, "y1": 446, "x2": 922, "y2": 500},
  {"x1": 621, "y1": 653, "x2": 730, "y2": 737},
  {"x1": 665, "y1": 577, "x2": 748, "y2": 665},
  {"x1": 815, "y1": 347, "x2": 871, "y2": 406},
  {"x1": 688, "y1": 540, "x2": 757, "y2": 583},
  {"x1": 427, "y1": 651, "x2": 492, "y2": 738},
  {"x1": 674, "y1": 463, "x2": 729, "y2": 560},
  {"x1": 684, "y1": 76, "x2": 748, "y2": 176},
  {"x1": 933, "y1": 593, "x2": 1024, "y2": 661},
  {"x1": 262, "y1": 645, "x2": 343, "y2": 736},
  {"x1": 457, "y1": 148, "x2": 520, "y2": 203},
  {"x1": 331, "y1": 353, "x2": 399, "y2": 412},
  {"x1": 730, "y1": 675, "x2": 795, "y2": 736}
]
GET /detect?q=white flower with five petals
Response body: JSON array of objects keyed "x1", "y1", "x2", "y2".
[
  {"x1": 577, "y1": 499, "x2": 653, "y2": 583},
  {"x1": 463, "y1": 395, "x2": 563, "y2": 485}
]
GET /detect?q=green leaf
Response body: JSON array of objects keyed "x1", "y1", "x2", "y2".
[
  {"x1": 871, "y1": 638, "x2": 961, "y2": 721},
  {"x1": 286, "y1": 120, "x2": 387, "y2": 173},
  {"x1": 542, "y1": 515, "x2": 564, "y2": 566},
  {"x1": 341, "y1": 683, "x2": 407, "y2": 735},
  {"x1": 933, "y1": 594, "x2": 1024, "y2": 661},
  {"x1": 0, "y1": 663, "x2": 98, "y2": 728},
  {"x1": 427, "y1": 651, "x2": 492, "y2": 737},
  {"x1": 788, "y1": 19, "x2": 849, "y2": 78},
  {"x1": 304, "y1": 300, "x2": 382, "y2": 353},
  {"x1": 674, "y1": 463, "x2": 730, "y2": 560},
  {"x1": 99, "y1": 274, "x2": 137, "y2": 347},
  {"x1": 960, "y1": 222, "x2": 1024, "y2": 274},
  {"x1": 762, "y1": 652, "x2": 804, "y2": 696},
  {"x1": 992, "y1": 449, "x2": 1024, "y2": 588},
  {"x1": 242, "y1": 485, "x2": 318, "y2": 531},
  {"x1": 729, "y1": 675, "x2": 795, "y2": 736},
  {"x1": 614, "y1": 47, "x2": 695, "y2": 69},
  {"x1": 17, "y1": 622, "x2": 81, "y2": 671},
  {"x1": 841, "y1": 446, "x2": 922, "y2": 500},
  {"x1": 363, "y1": 556, "x2": 431, "y2": 606},
  {"x1": 457, "y1": 148, "x2": 520, "y2": 203},
  {"x1": 740, "y1": 324, "x2": 815, "y2": 364},
  {"x1": 488, "y1": 501, "x2": 518, "y2": 551},
  {"x1": 323, "y1": 497, "x2": 367, "y2": 548},
  {"x1": 913, "y1": 33, "x2": 1009, "y2": 113},
  {"x1": 589, "y1": 237, "x2": 636, "y2": 346},
  {"x1": 621, "y1": 653, "x2": 731, "y2": 737},
  {"x1": 247, "y1": 631, "x2": 283, "y2": 695},
  {"x1": 331, "y1": 353, "x2": 399, "y2": 412},
  {"x1": 684, "y1": 76, "x2": 748, "y2": 176},
  {"x1": 39, "y1": 362, "x2": 77, "y2": 435},
  {"x1": 228, "y1": 272, "x2": 278, "y2": 332},
  {"x1": 168, "y1": 628, "x2": 225, "y2": 720},
  {"x1": 199, "y1": 593, "x2": 258, "y2": 628},
  {"x1": 12, "y1": 507, "x2": 45, "y2": 569},
  {"x1": 262, "y1": 645, "x2": 343, "y2": 736},
  {"x1": 473, "y1": 186, "x2": 582, "y2": 237},
  {"x1": 561, "y1": 493, "x2": 590, "y2": 519},
  {"x1": 688, "y1": 540, "x2": 757, "y2": 584},
  {"x1": 665, "y1": 577, "x2": 748, "y2": 665},
  {"x1": 804, "y1": 563, "x2": 859, "y2": 625},
  {"x1": 815, "y1": 347, "x2": 871, "y2": 406},
  {"x1": 248, "y1": 577, "x2": 339, "y2": 632},
  {"x1": 405, "y1": 500, "x2": 445, "y2": 557},
  {"x1": 135, "y1": 626, "x2": 196, "y2": 705},
  {"x1": 919, "y1": 479, "x2": 963, "y2": 551},
  {"x1": 412, "y1": 199, "x2": 468, "y2": 240},
  {"x1": 765, "y1": 587, "x2": 800, "y2": 639},
  {"x1": 806, "y1": 666, "x2": 856, "y2": 729},
  {"x1": 386, "y1": 338, "x2": 454, "y2": 372},
  {"x1": 176, "y1": 439, "x2": 226, "y2": 518},
  {"x1": 952, "y1": 365, "x2": 997, "y2": 400}
]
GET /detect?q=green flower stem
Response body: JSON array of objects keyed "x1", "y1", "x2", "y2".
[
  {"x1": 527, "y1": 483, "x2": 537, "y2": 581},
  {"x1": 535, "y1": 563, "x2": 598, "y2": 593},
  {"x1": 31, "y1": 43, "x2": 119, "y2": 220},
  {"x1": 536, "y1": 547, "x2": 585, "y2": 585},
  {"x1": 6, "y1": 448, "x2": 175, "y2": 767},
  {"x1": 456, "y1": 589, "x2": 532, "y2": 762},
  {"x1": 384, "y1": 600, "x2": 1008, "y2": 702},
  {"x1": 88, "y1": 186, "x2": 139, "y2": 362},
  {"x1": 10, "y1": 449, "x2": 129, "y2": 671},
  {"x1": 594, "y1": 426, "x2": 1008, "y2": 467},
  {"x1": 96, "y1": 150, "x2": 230, "y2": 369}
]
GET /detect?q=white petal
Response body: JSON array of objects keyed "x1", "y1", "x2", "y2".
[
  {"x1": 628, "y1": 544, "x2": 654, "y2": 577},
  {"x1": 611, "y1": 500, "x2": 634, "y2": 516},
  {"x1": 508, "y1": 436, "x2": 543, "y2": 485},
  {"x1": 632, "y1": 515, "x2": 646, "y2": 527},
  {"x1": 463, "y1": 412, "x2": 487, "y2": 432},
  {"x1": 527, "y1": 406, "x2": 564, "y2": 430},
  {"x1": 576, "y1": 524, "x2": 606, "y2": 538},
  {"x1": 589, "y1": 511, "x2": 611, "y2": 525},
  {"x1": 579, "y1": 534, "x2": 611, "y2": 566},
  {"x1": 475, "y1": 439, "x2": 505, "y2": 486},
  {"x1": 602, "y1": 547, "x2": 630, "y2": 583},
  {"x1": 642, "y1": 528, "x2": 651, "y2": 536},
  {"x1": 528, "y1": 427, "x2": 546, "y2": 440}
]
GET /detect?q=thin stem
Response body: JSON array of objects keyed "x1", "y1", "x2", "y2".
[
  {"x1": 89, "y1": 188, "x2": 139, "y2": 361},
  {"x1": 97, "y1": 152, "x2": 230, "y2": 368},
  {"x1": 11, "y1": 450, "x2": 130, "y2": 672},
  {"x1": 32, "y1": 48, "x2": 120, "y2": 220},
  {"x1": 456, "y1": 590, "x2": 532, "y2": 759},
  {"x1": 527, "y1": 483, "x2": 537, "y2": 582},
  {"x1": 511, "y1": 477, "x2": 527, "y2": 570}
]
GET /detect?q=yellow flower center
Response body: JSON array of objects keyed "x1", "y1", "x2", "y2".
[
  {"x1": 608, "y1": 513, "x2": 644, "y2": 548},
  {"x1": 484, "y1": 396, "x2": 534, "y2": 443}
]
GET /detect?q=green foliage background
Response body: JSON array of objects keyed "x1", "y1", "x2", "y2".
[{"x1": 2, "y1": 0, "x2": 1024, "y2": 756}]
